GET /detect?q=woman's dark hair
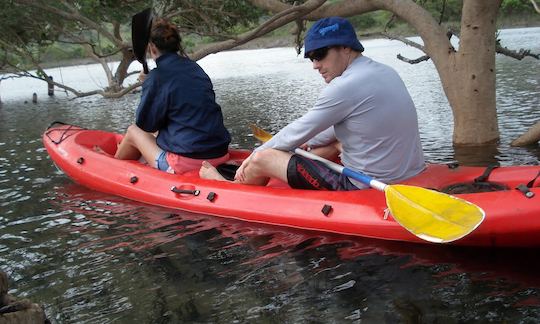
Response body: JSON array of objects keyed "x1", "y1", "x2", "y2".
[{"x1": 150, "y1": 18, "x2": 187, "y2": 57}]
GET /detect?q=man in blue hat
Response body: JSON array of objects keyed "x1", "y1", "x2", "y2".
[{"x1": 201, "y1": 17, "x2": 425, "y2": 190}]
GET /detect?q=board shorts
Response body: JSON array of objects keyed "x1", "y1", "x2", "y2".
[
  {"x1": 286, "y1": 154, "x2": 360, "y2": 191},
  {"x1": 156, "y1": 150, "x2": 230, "y2": 174}
]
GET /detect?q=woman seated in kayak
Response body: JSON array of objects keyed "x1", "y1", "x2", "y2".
[{"x1": 113, "y1": 18, "x2": 231, "y2": 174}]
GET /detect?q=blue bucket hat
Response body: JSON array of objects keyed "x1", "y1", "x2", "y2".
[{"x1": 304, "y1": 17, "x2": 364, "y2": 58}]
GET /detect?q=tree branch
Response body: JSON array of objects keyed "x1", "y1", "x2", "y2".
[
  {"x1": 12, "y1": 69, "x2": 87, "y2": 96},
  {"x1": 496, "y1": 43, "x2": 540, "y2": 60},
  {"x1": 191, "y1": 0, "x2": 327, "y2": 61},
  {"x1": 382, "y1": 32, "x2": 426, "y2": 52},
  {"x1": 294, "y1": 19, "x2": 306, "y2": 55},
  {"x1": 531, "y1": 0, "x2": 540, "y2": 14},
  {"x1": 512, "y1": 121, "x2": 540, "y2": 146},
  {"x1": 0, "y1": 74, "x2": 25, "y2": 81},
  {"x1": 15, "y1": 0, "x2": 127, "y2": 49},
  {"x1": 113, "y1": 21, "x2": 122, "y2": 41},
  {"x1": 439, "y1": 0, "x2": 447, "y2": 24},
  {"x1": 386, "y1": 27, "x2": 461, "y2": 65},
  {"x1": 379, "y1": 32, "x2": 431, "y2": 63},
  {"x1": 384, "y1": 14, "x2": 397, "y2": 32},
  {"x1": 250, "y1": 0, "x2": 453, "y2": 64},
  {"x1": 101, "y1": 82, "x2": 141, "y2": 99},
  {"x1": 55, "y1": 38, "x2": 125, "y2": 59},
  {"x1": 396, "y1": 54, "x2": 430, "y2": 64}
]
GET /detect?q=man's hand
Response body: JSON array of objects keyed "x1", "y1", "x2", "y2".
[{"x1": 234, "y1": 154, "x2": 253, "y2": 182}]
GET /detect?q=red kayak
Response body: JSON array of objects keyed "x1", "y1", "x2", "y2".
[{"x1": 43, "y1": 123, "x2": 540, "y2": 247}]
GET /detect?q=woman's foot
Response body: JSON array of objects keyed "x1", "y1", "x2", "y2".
[{"x1": 199, "y1": 161, "x2": 227, "y2": 181}]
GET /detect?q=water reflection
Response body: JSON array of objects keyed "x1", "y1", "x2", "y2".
[
  {"x1": 452, "y1": 143, "x2": 502, "y2": 166},
  {"x1": 34, "y1": 184, "x2": 540, "y2": 322}
]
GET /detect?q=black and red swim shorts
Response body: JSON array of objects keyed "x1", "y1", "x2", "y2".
[{"x1": 286, "y1": 154, "x2": 359, "y2": 191}]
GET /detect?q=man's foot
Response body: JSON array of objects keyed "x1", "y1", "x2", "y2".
[{"x1": 199, "y1": 161, "x2": 228, "y2": 181}]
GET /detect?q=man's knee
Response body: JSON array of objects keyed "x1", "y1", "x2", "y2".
[{"x1": 249, "y1": 150, "x2": 271, "y2": 170}]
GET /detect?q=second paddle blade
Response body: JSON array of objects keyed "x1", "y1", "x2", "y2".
[{"x1": 250, "y1": 124, "x2": 273, "y2": 143}]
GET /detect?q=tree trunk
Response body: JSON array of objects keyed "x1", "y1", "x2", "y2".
[
  {"x1": 114, "y1": 49, "x2": 135, "y2": 88},
  {"x1": 439, "y1": 0, "x2": 501, "y2": 145}
]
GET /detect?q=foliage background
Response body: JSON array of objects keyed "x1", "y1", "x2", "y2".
[{"x1": 0, "y1": 0, "x2": 537, "y2": 71}]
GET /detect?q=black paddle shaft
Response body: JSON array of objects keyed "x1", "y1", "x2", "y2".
[{"x1": 131, "y1": 8, "x2": 153, "y2": 74}]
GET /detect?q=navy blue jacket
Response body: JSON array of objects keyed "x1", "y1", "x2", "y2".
[{"x1": 136, "y1": 52, "x2": 231, "y2": 158}]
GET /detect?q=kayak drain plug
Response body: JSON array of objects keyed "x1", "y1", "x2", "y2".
[
  {"x1": 77, "y1": 157, "x2": 84, "y2": 164},
  {"x1": 322, "y1": 204, "x2": 332, "y2": 216},
  {"x1": 130, "y1": 176, "x2": 138, "y2": 184},
  {"x1": 171, "y1": 186, "x2": 200, "y2": 196}
]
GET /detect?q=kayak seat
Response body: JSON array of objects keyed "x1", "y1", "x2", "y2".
[{"x1": 216, "y1": 163, "x2": 239, "y2": 181}]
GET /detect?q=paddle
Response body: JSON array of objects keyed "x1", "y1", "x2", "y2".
[
  {"x1": 250, "y1": 124, "x2": 485, "y2": 243},
  {"x1": 131, "y1": 8, "x2": 153, "y2": 74}
]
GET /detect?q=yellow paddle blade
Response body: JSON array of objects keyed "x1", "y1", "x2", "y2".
[
  {"x1": 385, "y1": 185, "x2": 485, "y2": 243},
  {"x1": 250, "y1": 124, "x2": 273, "y2": 143}
]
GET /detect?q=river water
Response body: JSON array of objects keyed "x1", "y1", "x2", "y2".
[{"x1": 0, "y1": 28, "x2": 539, "y2": 323}]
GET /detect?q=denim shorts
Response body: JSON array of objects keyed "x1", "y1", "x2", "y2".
[{"x1": 155, "y1": 150, "x2": 170, "y2": 171}]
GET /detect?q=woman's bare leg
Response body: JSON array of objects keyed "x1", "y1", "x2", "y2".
[
  {"x1": 115, "y1": 125, "x2": 162, "y2": 168},
  {"x1": 199, "y1": 161, "x2": 227, "y2": 180}
]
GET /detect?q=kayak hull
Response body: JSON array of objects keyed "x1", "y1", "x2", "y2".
[{"x1": 43, "y1": 124, "x2": 540, "y2": 247}]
